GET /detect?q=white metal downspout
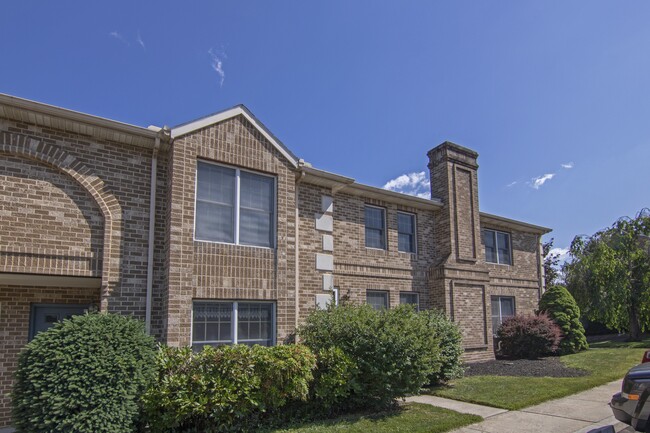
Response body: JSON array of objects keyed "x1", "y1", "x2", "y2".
[
  {"x1": 145, "y1": 135, "x2": 161, "y2": 335},
  {"x1": 295, "y1": 170, "x2": 306, "y2": 330}
]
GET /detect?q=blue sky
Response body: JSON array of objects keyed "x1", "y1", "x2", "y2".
[{"x1": 2, "y1": 1, "x2": 649, "y2": 259}]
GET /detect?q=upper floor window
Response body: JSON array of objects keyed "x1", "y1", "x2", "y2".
[
  {"x1": 365, "y1": 205, "x2": 386, "y2": 249},
  {"x1": 483, "y1": 229, "x2": 512, "y2": 265},
  {"x1": 397, "y1": 212, "x2": 416, "y2": 253},
  {"x1": 195, "y1": 161, "x2": 275, "y2": 248}
]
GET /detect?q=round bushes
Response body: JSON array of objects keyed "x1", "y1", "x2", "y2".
[
  {"x1": 12, "y1": 313, "x2": 157, "y2": 433},
  {"x1": 298, "y1": 304, "x2": 441, "y2": 410},
  {"x1": 539, "y1": 285, "x2": 589, "y2": 354},
  {"x1": 496, "y1": 313, "x2": 561, "y2": 359}
]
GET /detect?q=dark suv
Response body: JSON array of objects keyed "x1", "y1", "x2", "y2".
[{"x1": 611, "y1": 362, "x2": 650, "y2": 431}]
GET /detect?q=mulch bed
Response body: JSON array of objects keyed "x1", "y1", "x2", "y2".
[{"x1": 463, "y1": 357, "x2": 588, "y2": 378}]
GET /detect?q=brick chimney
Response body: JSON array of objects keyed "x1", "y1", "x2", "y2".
[{"x1": 427, "y1": 141, "x2": 482, "y2": 265}]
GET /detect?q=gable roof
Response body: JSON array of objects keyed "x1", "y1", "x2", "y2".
[{"x1": 171, "y1": 104, "x2": 299, "y2": 168}]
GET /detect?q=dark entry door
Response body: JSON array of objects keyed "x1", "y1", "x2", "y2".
[{"x1": 29, "y1": 304, "x2": 89, "y2": 340}]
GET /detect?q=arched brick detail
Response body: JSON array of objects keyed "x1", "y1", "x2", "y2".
[{"x1": 0, "y1": 131, "x2": 122, "y2": 309}]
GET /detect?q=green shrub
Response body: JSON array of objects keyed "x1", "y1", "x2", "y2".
[
  {"x1": 421, "y1": 309, "x2": 464, "y2": 384},
  {"x1": 12, "y1": 312, "x2": 157, "y2": 433},
  {"x1": 309, "y1": 347, "x2": 358, "y2": 413},
  {"x1": 298, "y1": 304, "x2": 441, "y2": 410},
  {"x1": 539, "y1": 285, "x2": 589, "y2": 354},
  {"x1": 141, "y1": 344, "x2": 316, "y2": 432},
  {"x1": 497, "y1": 313, "x2": 562, "y2": 359}
]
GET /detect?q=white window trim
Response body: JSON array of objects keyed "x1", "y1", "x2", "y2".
[
  {"x1": 484, "y1": 229, "x2": 512, "y2": 265},
  {"x1": 194, "y1": 160, "x2": 277, "y2": 249},
  {"x1": 397, "y1": 211, "x2": 417, "y2": 254},
  {"x1": 399, "y1": 291, "x2": 420, "y2": 311},
  {"x1": 191, "y1": 300, "x2": 276, "y2": 347},
  {"x1": 364, "y1": 204, "x2": 387, "y2": 250}
]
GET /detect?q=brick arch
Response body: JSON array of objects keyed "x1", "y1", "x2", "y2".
[{"x1": 0, "y1": 131, "x2": 122, "y2": 309}]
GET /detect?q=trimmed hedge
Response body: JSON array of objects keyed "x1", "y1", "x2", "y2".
[
  {"x1": 298, "y1": 304, "x2": 441, "y2": 410},
  {"x1": 497, "y1": 313, "x2": 562, "y2": 359},
  {"x1": 141, "y1": 344, "x2": 316, "y2": 432},
  {"x1": 12, "y1": 313, "x2": 157, "y2": 433},
  {"x1": 539, "y1": 285, "x2": 589, "y2": 354}
]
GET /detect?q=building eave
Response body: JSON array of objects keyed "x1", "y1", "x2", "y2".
[
  {"x1": 0, "y1": 93, "x2": 167, "y2": 150},
  {"x1": 171, "y1": 104, "x2": 299, "y2": 168},
  {"x1": 480, "y1": 212, "x2": 551, "y2": 235}
]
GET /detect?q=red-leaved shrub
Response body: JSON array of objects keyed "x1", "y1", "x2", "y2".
[{"x1": 496, "y1": 313, "x2": 561, "y2": 359}]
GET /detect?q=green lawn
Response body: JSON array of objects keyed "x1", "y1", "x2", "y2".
[
  {"x1": 428, "y1": 337, "x2": 650, "y2": 410},
  {"x1": 269, "y1": 403, "x2": 482, "y2": 433}
]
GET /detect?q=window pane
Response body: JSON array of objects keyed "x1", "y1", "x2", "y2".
[
  {"x1": 239, "y1": 209, "x2": 273, "y2": 247},
  {"x1": 491, "y1": 297, "x2": 500, "y2": 317},
  {"x1": 397, "y1": 213, "x2": 414, "y2": 234},
  {"x1": 365, "y1": 207, "x2": 384, "y2": 230},
  {"x1": 240, "y1": 172, "x2": 273, "y2": 212},
  {"x1": 365, "y1": 227, "x2": 384, "y2": 249},
  {"x1": 497, "y1": 232, "x2": 511, "y2": 264},
  {"x1": 500, "y1": 297, "x2": 514, "y2": 317},
  {"x1": 192, "y1": 302, "x2": 233, "y2": 348},
  {"x1": 400, "y1": 292, "x2": 418, "y2": 309},
  {"x1": 398, "y1": 233, "x2": 413, "y2": 253},
  {"x1": 196, "y1": 162, "x2": 236, "y2": 242},
  {"x1": 483, "y1": 230, "x2": 497, "y2": 263},
  {"x1": 365, "y1": 207, "x2": 385, "y2": 249},
  {"x1": 238, "y1": 303, "x2": 273, "y2": 346},
  {"x1": 397, "y1": 213, "x2": 415, "y2": 253},
  {"x1": 366, "y1": 291, "x2": 388, "y2": 310}
]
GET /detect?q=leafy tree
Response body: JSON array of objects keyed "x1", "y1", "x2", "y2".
[
  {"x1": 543, "y1": 238, "x2": 561, "y2": 288},
  {"x1": 564, "y1": 209, "x2": 650, "y2": 341},
  {"x1": 539, "y1": 285, "x2": 588, "y2": 354}
]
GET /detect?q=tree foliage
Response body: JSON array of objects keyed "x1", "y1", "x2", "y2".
[
  {"x1": 543, "y1": 238, "x2": 561, "y2": 288},
  {"x1": 564, "y1": 209, "x2": 650, "y2": 340}
]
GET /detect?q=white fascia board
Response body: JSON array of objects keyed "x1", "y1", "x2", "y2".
[
  {"x1": 171, "y1": 105, "x2": 299, "y2": 168},
  {"x1": 480, "y1": 212, "x2": 552, "y2": 234}
]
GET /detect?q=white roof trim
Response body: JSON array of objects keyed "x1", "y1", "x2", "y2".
[{"x1": 171, "y1": 105, "x2": 299, "y2": 168}]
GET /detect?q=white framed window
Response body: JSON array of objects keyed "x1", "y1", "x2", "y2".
[
  {"x1": 399, "y1": 292, "x2": 419, "y2": 310},
  {"x1": 365, "y1": 205, "x2": 386, "y2": 249},
  {"x1": 483, "y1": 229, "x2": 512, "y2": 265},
  {"x1": 195, "y1": 160, "x2": 276, "y2": 248},
  {"x1": 192, "y1": 301, "x2": 275, "y2": 350},
  {"x1": 397, "y1": 212, "x2": 416, "y2": 253},
  {"x1": 366, "y1": 290, "x2": 389, "y2": 310},
  {"x1": 491, "y1": 296, "x2": 515, "y2": 336}
]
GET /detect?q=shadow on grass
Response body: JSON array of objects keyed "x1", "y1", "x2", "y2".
[{"x1": 589, "y1": 335, "x2": 650, "y2": 349}]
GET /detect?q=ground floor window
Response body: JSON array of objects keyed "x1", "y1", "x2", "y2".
[
  {"x1": 29, "y1": 304, "x2": 89, "y2": 341},
  {"x1": 192, "y1": 301, "x2": 275, "y2": 350},
  {"x1": 491, "y1": 296, "x2": 515, "y2": 335},
  {"x1": 366, "y1": 290, "x2": 389, "y2": 310},
  {"x1": 399, "y1": 292, "x2": 419, "y2": 310}
]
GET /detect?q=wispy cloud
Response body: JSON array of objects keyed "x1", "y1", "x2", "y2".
[
  {"x1": 136, "y1": 31, "x2": 145, "y2": 49},
  {"x1": 506, "y1": 181, "x2": 518, "y2": 188},
  {"x1": 208, "y1": 48, "x2": 226, "y2": 87},
  {"x1": 109, "y1": 31, "x2": 129, "y2": 46},
  {"x1": 549, "y1": 247, "x2": 571, "y2": 265},
  {"x1": 561, "y1": 162, "x2": 574, "y2": 169},
  {"x1": 383, "y1": 171, "x2": 431, "y2": 199},
  {"x1": 530, "y1": 173, "x2": 555, "y2": 189}
]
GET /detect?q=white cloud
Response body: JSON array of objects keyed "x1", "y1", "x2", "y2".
[
  {"x1": 383, "y1": 171, "x2": 431, "y2": 199},
  {"x1": 136, "y1": 31, "x2": 145, "y2": 49},
  {"x1": 208, "y1": 48, "x2": 226, "y2": 87},
  {"x1": 109, "y1": 31, "x2": 129, "y2": 46},
  {"x1": 506, "y1": 181, "x2": 518, "y2": 188},
  {"x1": 561, "y1": 162, "x2": 574, "y2": 169},
  {"x1": 549, "y1": 247, "x2": 570, "y2": 264},
  {"x1": 530, "y1": 173, "x2": 555, "y2": 189}
]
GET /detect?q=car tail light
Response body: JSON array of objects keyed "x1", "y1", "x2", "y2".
[{"x1": 642, "y1": 350, "x2": 650, "y2": 364}]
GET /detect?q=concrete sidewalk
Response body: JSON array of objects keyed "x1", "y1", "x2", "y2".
[{"x1": 407, "y1": 380, "x2": 633, "y2": 433}]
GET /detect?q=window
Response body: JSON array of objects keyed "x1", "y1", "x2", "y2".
[
  {"x1": 192, "y1": 301, "x2": 275, "y2": 350},
  {"x1": 195, "y1": 161, "x2": 275, "y2": 248},
  {"x1": 483, "y1": 229, "x2": 512, "y2": 265},
  {"x1": 366, "y1": 290, "x2": 389, "y2": 310},
  {"x1": 491, "y1": 296, "x2": 515, "y2": 335},
  {"x1": 365, "y1": 206, "x2": 386, "y2": 249},
  {"x1": 399, "y1": 292, "x2": 419, "y2": 310},
  {"x1": 30, "y1": 304, "x2": 89, "y2": 341},
  {"x1": 397, "y1": 212, "x2": 416, "y2": 253}
]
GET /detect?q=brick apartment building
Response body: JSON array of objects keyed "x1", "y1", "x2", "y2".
[{"x1": 0, "y1": 93, "x2": 550, "y2": 427}]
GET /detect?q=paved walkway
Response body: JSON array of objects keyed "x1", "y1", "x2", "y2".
[{"x1": 406, "y1": 380, "x2": 633, "y2": 433}]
